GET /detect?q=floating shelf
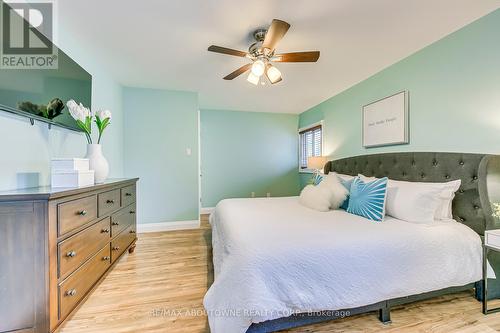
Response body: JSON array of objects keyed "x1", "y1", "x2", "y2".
[{"x1": 0, "y1": 104, "x2": 81, "y2": 132}]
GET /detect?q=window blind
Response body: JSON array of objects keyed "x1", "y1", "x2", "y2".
[{"x1": 299, "y1": 125, "x2": 322, "y2": 169}]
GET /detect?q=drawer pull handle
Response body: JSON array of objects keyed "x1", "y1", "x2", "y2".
[
  {"x1": 112, "y1": 222, "x2": 120, "y2": 226},
  {"x1": 106, "y1": 199, "x2": 115, "y2": 204},
  {"x1": 77, "y1": 210, "x2": 87, "y2": 216},
  {"x1": 112, "y1": 246, "x2": 120, "y2": 251},
  {"x1": 130, "y1": 210, "x2": 136, "y2": 214},
  {"x1": 66, "y1": 289, "x2": 77, "y2": 297},
  {"x1": 130, "y1": 230, "x2": 136, "y2": 234},
  {"x1": 66, "y1": 250, "x2": 77, "y2": 258},
  {"x1": 101, "y1": 228, "x2": 110, "y2": 233},
  {"x1": 102, "y1": 256, "x2": 110, "y2": 261},
  {"x1": 125, "y1": 193, "x2": 132, "y2": 197}
]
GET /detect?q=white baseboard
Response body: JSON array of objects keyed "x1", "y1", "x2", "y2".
[
  {"x1": 200, "y1": 207, "x2": 215, "y2": 215},
  {"x1": 137, "y1": 220, "x2": 200, "y2": 233}
]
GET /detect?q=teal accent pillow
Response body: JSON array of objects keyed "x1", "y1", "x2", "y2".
[
  {"x1": 347, "y1": 177, "x2": 388, "y2": 222},
  {"x1": 312, "y1": 173, "x2": 323, "y2": 186},
  {"x1": 338, "y1": 177, "x2": 353, "y2": 210}
]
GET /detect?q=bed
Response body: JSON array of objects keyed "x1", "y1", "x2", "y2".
[{"x1": 203, "y1": 152, "x2": 500, "y2": 333}]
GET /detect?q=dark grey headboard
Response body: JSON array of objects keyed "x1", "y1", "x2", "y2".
[{"x1": 324, "y1": 152, "x2": 500, "y2": 235}]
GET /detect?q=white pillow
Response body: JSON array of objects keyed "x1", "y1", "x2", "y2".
[
  {"x1": 431, "y1": 180, "x2": 461, "y2": 219},
  {"x1": 299, "y1": 173, "x2": 348, "y2": 211},
  {"x1": 358, "y1": 174, "x2": 461, "y2": 222},
  {"x1": 337, "y1": 173, "x2": 354, "y2": 181},
  {"x1": 385, "y1": 182, "x2": 442, "y2": 223},
  {"x1": 321, "y1": 173, "x2": 349, "y2": 209},
  {"x1": 390, "y1": 179, "x2": 460, "y2": 220},
  {"x1": 299, "y1": 184, "x2": 332, "y2": 212}
]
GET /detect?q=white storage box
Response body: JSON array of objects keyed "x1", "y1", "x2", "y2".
[
  {"x1": 51, "y1": 170, "x2": 95, "y2": 188},
  {"x1": 51, "y1": 158, "x2": 90, "y2": 172}
]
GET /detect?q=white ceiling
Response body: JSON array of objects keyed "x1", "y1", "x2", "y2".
[{"x1": 58, "y1": 0, "x2": 499, "y2": 114}]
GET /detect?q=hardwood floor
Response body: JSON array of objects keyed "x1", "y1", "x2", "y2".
[{"x1": 59, "y1": 214, "x2": 500, "y2": 333}]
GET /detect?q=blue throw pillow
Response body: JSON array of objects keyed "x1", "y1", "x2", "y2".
[
  {"x1": 338, "y1": 177, "x2": 353, "y2": 210},
  {"x1": 347, "y1": 177, "x2": 388, "y2": 222},
  {"x1": 312, "y1": 173, "x2": 323, "y2": 186}
]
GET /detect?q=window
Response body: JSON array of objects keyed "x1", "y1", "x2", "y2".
[{"x1": 299, "y1": 124, "x2": 322, "y2": 169}]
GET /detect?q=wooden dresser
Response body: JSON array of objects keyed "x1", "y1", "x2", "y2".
[{"x1": 0, "y1": 178, "x2": 138, "y2": 333}]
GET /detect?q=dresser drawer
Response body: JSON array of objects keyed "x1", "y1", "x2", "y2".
[
  {"x1": 111, "y1": 204, "x2": 136, "y2": 237},
  {"x1": 98, "y1": 189, "x2": 121, "y2": 217},
  {"x1": 58, "y1": 245, "x2": 111, "y2": 320},
  {"x1": 121, "y1": 184, "x2": 136, "y2": 207},
  {"x1": 58, "y1": 217, "x2": 111, "y2": 279},
  {"x1": 58, "y1": 195, "x2": 98, "y2": 236},
  {"x1": 111, "y1": 225, "x2": 136, "y2": 263}
]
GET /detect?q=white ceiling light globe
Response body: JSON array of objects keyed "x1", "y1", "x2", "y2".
[
  {"x1": 266, "y1": 65, "x2": 282, "y2": 84},
  {"x1": 247, "y1": 72, "x2": 259, "y2": 85},
  {"x1": 251, "y1": 60, "x2": 265, "y2": 77}
]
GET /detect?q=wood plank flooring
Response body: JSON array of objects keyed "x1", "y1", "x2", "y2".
[{"x1": 59, "y1": 214, "x2": 500, "y2": 333}]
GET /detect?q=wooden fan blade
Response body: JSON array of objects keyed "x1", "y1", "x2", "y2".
[
  {"x1": 208, "y1": 45, "x2": 248, "y2": 57},
  {"x1": 223, "y1": 63, "x2": 252, "y2": 80},
  {"x1": 262, "y1": 19, "x2": 290, "y2": 51},
  {"x1": 273, "y1": 51, "x2": 320, "y2": 62}
]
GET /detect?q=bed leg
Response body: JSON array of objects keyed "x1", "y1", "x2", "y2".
[
  {"x1": 475, "y1": 281, "x2": 483, "y2": 301},
  {"x1": 378, "y1": 307, "x2": 391, "y2": 324}
]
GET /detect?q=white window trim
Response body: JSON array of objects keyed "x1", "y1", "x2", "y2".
[{"x1": 298, "y1": 120, "x2": 324, "y2": 174}]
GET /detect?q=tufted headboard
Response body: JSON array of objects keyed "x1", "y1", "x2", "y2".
[{"x1": 324, "y1": 152, "x2": 500, "y2": 235}]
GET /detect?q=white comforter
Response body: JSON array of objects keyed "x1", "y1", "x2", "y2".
[{"x1": 203, "y1": 197, "x2": 482, "y2": 333}]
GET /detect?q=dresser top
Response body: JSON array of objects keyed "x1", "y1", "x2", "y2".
[{"x1": 0, "y1": 178, "x2": 138, "y2": 201}]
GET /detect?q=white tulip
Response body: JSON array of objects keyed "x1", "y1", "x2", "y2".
[
  {"x1": 67, "y1": 99, "x2": 78, "y2": 112},
  {"x1": 67, "y1": 100, "x2": 86, "y2": 122},
  {"x1": 79, "y1": 103, "x2": 92, "y2": 119},
  {"x1": 96, "y1": 109, "x2": 112, "y2": 120}
]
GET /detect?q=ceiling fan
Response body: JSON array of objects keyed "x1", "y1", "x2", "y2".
[{"x1": 208, "y1": 19, "x2": 320, "y2": 85}]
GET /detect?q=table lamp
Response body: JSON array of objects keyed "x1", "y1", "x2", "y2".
[{"x1": 307, "y1": 156, "x2": 327, "y2": 185}]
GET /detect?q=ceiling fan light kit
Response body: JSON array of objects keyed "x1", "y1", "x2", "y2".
[
  {"x1": 266, "y1": 64, "x2": 282, "y2": 84},
  {"x1": 251, "y1": 59, "x2": 266, "y2": 77},
  {"x1": 247, "y1": 72, "x2": 260, "y2": 85},
  {"x1": 208, "y1": 19, "x2": 320, "y2": 86}
]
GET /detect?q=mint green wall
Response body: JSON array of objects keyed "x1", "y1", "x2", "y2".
[
  {"x1": 123, "y1": 88, "x2": 199, "y2": 224},
  {"x1": 299, "y1": 9, "x2": 500, "y2": 188},
  {"x1": 200, "y1": 109, "x2": 300, "y2": 207},
  {"x1": 0, "y1": 26, "x2": 124, "y2": 191}
]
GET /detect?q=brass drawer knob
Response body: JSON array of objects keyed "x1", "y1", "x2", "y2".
[
  {"x1": 66, "y1": 289, "x2": 77, "y2": 296},
  {"x1": 112, "y1": 222, "x2": 120, "y2": 226},
  {"x1": 112, "y1": 246, "x2": 120, "y2": 251},
  {"x1": 125, "y1": 193, "x2": 132, "y2": 197},
  {"x1": 106, "y1": 199, "x2": 115, "y2": 204},
  {"x1": 101, "y1": 228, "x2": 110, "y2": 233},
  {"x1": 102, "y1": 256, "x2": 110, "y2": 261},
  {"x1": 77, "y1": 210, "x2": 87, "y2": 216},
  {"x1": 129, "y1": 230, "x2": 136, "y2": 234},
  {"x1": 66, "y1": 250, "x2": 77, "y2": 258}
]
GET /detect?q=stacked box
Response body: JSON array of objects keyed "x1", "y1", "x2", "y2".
[{"x1": 51, "y1": 158, "x2": 95, "y2": 188}]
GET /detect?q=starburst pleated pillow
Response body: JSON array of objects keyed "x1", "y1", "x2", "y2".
[{"x1": 347, "y1": 177, "x2": 388, "y2": 222}]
